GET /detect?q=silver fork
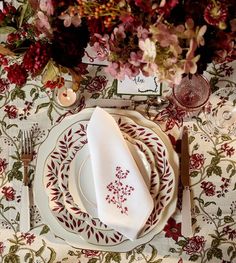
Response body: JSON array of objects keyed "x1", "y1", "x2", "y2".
[{"x1": 20, "y1": 131, "x2": 33, "y2": 233}]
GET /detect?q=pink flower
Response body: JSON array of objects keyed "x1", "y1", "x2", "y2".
[
  {"x1": 201, "y1": 181, "x2": 216, "y2": 196},
  {"x1": 2, "y1": 186, "x2": 16, "y2": 201},
  {"x1": 190, "y1": 153, "x2": 205, "y2": 170},
  {"x1": 81, "y1": 250, "x2": 101, "y2": 258},
  {"x1": 0, "y1": 242, "x2": 5, "y2": 254},
  {"x1": 4, "y1": 105, "x2": 18, "y2": 119},
  {"x1": 59, "y1": 13, "x2": 81, "y2": 27},
  {"x1": 35, "y1": 11, "x2": 52, "y2": 33},
  {"x1": 183, "y1": 236, "x2": 206, "y2": 255},
  {"x1": 21, "y1": 233, "x2": 36, "y2": 245},
  {"x1": 0, "y1": 158, "x2": 8, "y2": 174},
  {"x1": 221, "y1": 143, "x2": 235, "y2": 157},
  {"x1": 39, "y1": 0, "x2": 54, "y2": 16},
  {"x1": 86, "y1": 76, "x2": 108, "y2": 93}
]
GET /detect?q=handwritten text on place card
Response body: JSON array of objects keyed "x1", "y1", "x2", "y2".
[{"x1": 117, "y1": 74, "x2": 162, "y2": 96}]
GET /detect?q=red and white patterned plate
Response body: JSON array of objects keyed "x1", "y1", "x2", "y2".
[{"x1": 34, "y1": 108, "x2": 179, "y2": 251}]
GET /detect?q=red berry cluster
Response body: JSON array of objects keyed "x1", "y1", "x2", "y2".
[{"x1": 22, "y1": 41, "x2": 50, "y2": 76}]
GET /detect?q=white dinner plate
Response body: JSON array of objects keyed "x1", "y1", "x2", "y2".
[{"x1": 34, "y1": 108, "x2": 179, "y2": 251}]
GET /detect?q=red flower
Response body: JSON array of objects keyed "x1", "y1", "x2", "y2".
[
  {"x1": 163, "y1": 217, "x2": 182, "y2": 242},
  {"x1": 0, "y1": 79, "x2": 9, "y2": 94},
  {"x1": 204, "y1": 2, "x2": 227, "y2": 28},
  {"x1": 44, "y1": 77, "x2": 65, "y2": 90},
  {"x1": 201, "y1": 181, "x2": 216, "y2": 196},
  {"x1": 0, "y1": 242, "x2": 5, "y2": 254},
  {"x1": 190, "y1": 153, "x2": 205, "y2": 170},
  {"x1": 183, "y1": 236, "x2": 206, "y2": 255},
  {"x1": 5, "y1": 63, "x2": 28, "y2": 86},
  {"x1": 4, "y1": 105, "x2": 18, "y2": 119},
  {"x1": 22, "y1": 41, "x2": 50, "y2": 76},
  {"x1": 21, "y1": 233, "x2": 36, "y2": 245},
  {"x1": 1, "y1": 186, "x2": 16, "y2": 201},
  {"x1": 0, "y1": 158, "x2": 8, "y2": 174},
  {"x1": 86, "y1": 75, "x2": 108, "y2": 93},
  {"x1": 81, "y1": 249, "x2": 101, "y2": 258},
  {"x1": 221, "y1": 143, "x2": 235, "y2": 157}
]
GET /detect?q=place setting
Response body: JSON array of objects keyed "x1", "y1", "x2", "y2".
[{"x1": 34, "y1": 107, "x2": 179, "y2": 251}]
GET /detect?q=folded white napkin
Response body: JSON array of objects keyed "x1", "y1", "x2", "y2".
[{"x1": 87, "y1": 107, "x2": 154, "y2": 240}]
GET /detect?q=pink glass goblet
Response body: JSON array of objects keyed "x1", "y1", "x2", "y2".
[{"x1": 172, "y1": 74, "x2": 211, "y2": 111}]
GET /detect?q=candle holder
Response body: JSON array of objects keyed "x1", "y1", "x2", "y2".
[{"x1": 53, "y1": 79, "x2": 80, "y2": 109}]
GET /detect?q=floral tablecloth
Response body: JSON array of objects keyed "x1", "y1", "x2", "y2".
[{"x1": 0, "y1": 61, "x2": 236, "y2": 263}]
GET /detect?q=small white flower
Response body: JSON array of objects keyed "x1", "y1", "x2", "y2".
[{"x1": 139, "y1": 38, "x2": 156, "y2": 62}]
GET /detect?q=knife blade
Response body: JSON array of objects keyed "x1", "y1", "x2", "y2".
[{"x1": 181, "y1": 126, "x2": 193, "y2": 237}]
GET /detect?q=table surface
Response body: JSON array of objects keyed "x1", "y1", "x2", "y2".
[{"x1": 0, "y1": 59, "x2": 236, "y2": 263}]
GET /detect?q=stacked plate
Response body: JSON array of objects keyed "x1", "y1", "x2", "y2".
[{"x1": 34, "y1": 108, "x2": 179, "y2": 251}]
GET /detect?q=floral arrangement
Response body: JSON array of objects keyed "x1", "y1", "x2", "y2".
[{"x1": 0, "y1": 0, "x2": 236, "y2": 87}]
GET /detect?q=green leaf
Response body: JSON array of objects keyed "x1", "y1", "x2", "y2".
[
  {"x1": 11, "y1": 87, "x2": 26, "y2": 100},
  {"x1": 211, "y1": 156, "x2": 220, "y2": 165},
  {"x1": 190, "y1": 171, "x2": 199, "y2": 178},
  {"x1": 226, "y1": 164, "x2": 233, "y2": 173},
  {"x1": 217, "y1": 207, "x2": 222, "y2": 217},
  {"x1": 136, "y1": 244, "x2": 145, "y2": 254},
  {"x1": 213, "y1": 247, "x2": 223, "y2": 259},
  {"x1": 194, "y1": 205, "x2": 200, "y2": 214},
  {"x1": 30, "y1": 88, "x2": 37, "y2": 97},
  {"x1": 40, "y1": 225, "x2": 50, "y2": 235},
  {"x1": 224, "y1": 216, "x2": 234, "y2": 223},
  {"x1": 6, "y1": 124, "x2": 18, "y2": 130},
  {"x1": 41, "y1": 61, "x2": 59, "y2": 84},
  {"x1": 150, "y1": 260, "x2": 163, "y2": 263},
  {"x1": 204, "y1": 201, "x2": 216, "y2": 207},
  {"x1": 91, "y1": 93, "x2": 100, "y2": 99},
  {"x1": 106, "y1": 80, "x2": 117, "y2": 99},
  {"x1": 4, "y1": 206, "x2": 15, "y2": 212},
  {"x1": 0, "y1": 26, "x2": 16, "y2": 34},
  {"x1": 227, "y1": 246, "x2": 234, "y2": 256},
  {"x1": 4, "y1": 254, "x2": 20, "y2": 263},
  {"x1": 221, "y1": 134, "x2": 231, "y2": 141},
  {"x1": 35, "y1": 102, "x2": 50, "y2": 114},
  {"x1": 169, "y1": 248, "x2": 177, "y2": 253},
  {"x1": 176, "y1": 240, "x2": 187, "y2": 247},
  {"x1": 128, "y1": 255, "x2": 135, "y2": 263},
  {"x1": 149, "y1": 245, "x2": 158, "y2": 262},
  {"x1": 126, "y1": 250, "x2": 132, "y2": 259},
  {"x1": 211, "y1": 239, "x2": 220, "y2": 248},
  {"x1": 188, "y1": 135, "x2": 195, "y2": 144},
  {"x1": 24, "y1": 253, "x2": 31, "y2": 262},
  {"x1": 47, "y1": 104, "x2": 53, "y2": 124},
  {"x1": 230, "y1": 251, "x2": 236, "y2": 262},
  {"x1": 207, "y1": 248, "x2": 214, "y2": 260},
  {"x1": 233, "y1": 183, "x2": 236, "y2": 191},
  {"x1": 35, "y1": 243, "x2": 46, "y2": 257},
  {"x1": 105, "y1": 252, "x2": 121, "y2": 263},
  {"x1": 189, "y1": 255, "x2": 199, "y2": 261},
  {"x1": 47, "y1": 247, "x2": 57, "y2": 263},
  {"x1": 230, "y1": 169, "x2": 236, "y2": 177},
  {"x1": 88, "y1": 259, "x2": 98, "y2": 263},
  {"x1": 193, "y1": 123, "x2": 198, "y2": 131},
  {"x1": 18, "y1": 2, "x2": 29, "y2": 28},
  {"x1": 9, "y1": 245, "x2": 19, "y2": 253}
]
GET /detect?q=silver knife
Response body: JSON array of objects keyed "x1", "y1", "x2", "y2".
[{"x1": 181, "y1": 126, "x2": 193, "y2": 237}]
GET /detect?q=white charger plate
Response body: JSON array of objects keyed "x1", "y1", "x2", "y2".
[{"x1": 34, "y1": 108, "x2": 179, "y2": 251}]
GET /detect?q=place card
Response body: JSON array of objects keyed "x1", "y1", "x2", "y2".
[
  {"x1": 82, "y1": 45, "x2": 109, "y2": 66},
  {"x1": 117, "y1": 74, "x2": 162, "y2": 96},
  {"x1": 0, "y1": 1, "x2": 3, "y2": 11}
]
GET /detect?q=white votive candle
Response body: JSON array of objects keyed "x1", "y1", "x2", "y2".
[{"x1": 57, "y1": 88, "x2": 77, "y2": 107}]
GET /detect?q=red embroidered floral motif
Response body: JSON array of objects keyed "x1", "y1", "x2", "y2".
[{"x1": 105, "y1": 166, "x2": 134, "y2": 215}]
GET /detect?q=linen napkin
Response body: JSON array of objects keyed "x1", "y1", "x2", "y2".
[{"x1": 87, "y1": 107, "x2": 154, "y2": 240}]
